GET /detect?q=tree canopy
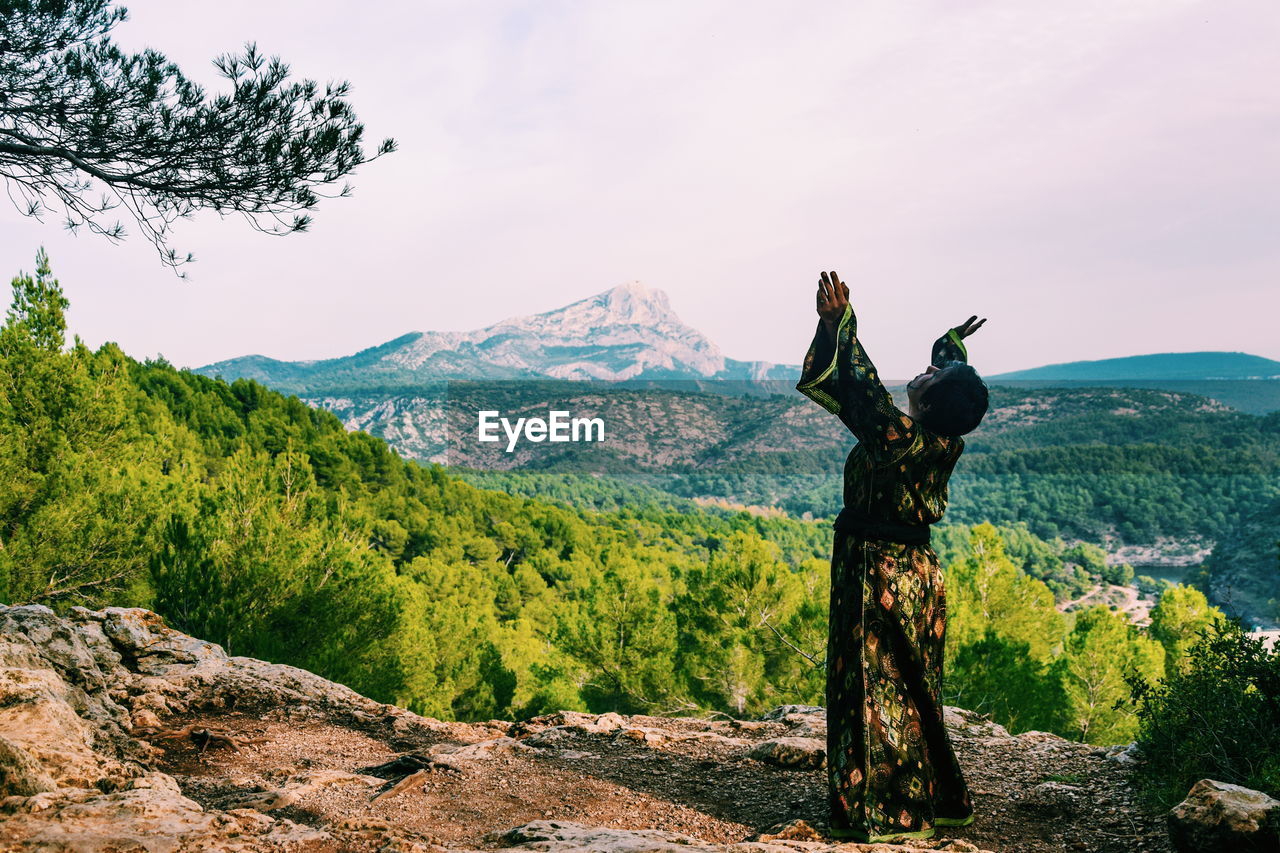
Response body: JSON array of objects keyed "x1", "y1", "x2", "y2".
[{"x1": 0, "y1": 0, "x2": 395, "y2": 273}]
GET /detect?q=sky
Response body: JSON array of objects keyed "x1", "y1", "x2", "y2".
[{"x1": 1, "y1": 0, "x2": 1277, "y2": 378}]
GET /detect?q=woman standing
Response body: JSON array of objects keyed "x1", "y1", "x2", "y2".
[{"x1": 796, "y1": 270, "x2": 989, "y2": 843}]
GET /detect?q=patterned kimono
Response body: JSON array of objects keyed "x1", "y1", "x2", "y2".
[{"x1": 796, "y1": 303, "x2": 975, "y2": 843}]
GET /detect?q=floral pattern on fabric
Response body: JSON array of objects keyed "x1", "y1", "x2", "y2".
[{"x1": 797, "y1": 305, "x2": 974, "y2": 842}]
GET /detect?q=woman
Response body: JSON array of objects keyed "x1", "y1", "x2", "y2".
[{"x1": 796, "y1": 270, "x2": 989, "y2": 843}]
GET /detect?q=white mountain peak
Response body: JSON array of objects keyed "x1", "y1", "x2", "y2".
[
  {"x1": 509, "y1": 281, "x2": 679, "y2": 332},
  {"x1": 391, "y1": 281, "x2": 725, "y2": 379},
  {"x1": 597, "y1": 281, "x2": 674, "y2": 321}
]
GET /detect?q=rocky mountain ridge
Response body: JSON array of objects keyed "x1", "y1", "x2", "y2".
[
  {"x1": 303, "y1": 382, "x2": 1238, "y2": 468},
  {"x1": 195, "y1": 283, "x2": 795, "y2": 393},
  {"x1": 0, "y1": 603, "x2": 1193, "y2": 853},
  {"x1": 192, "y1": 280, "x2": 1280, "y2": 419}
]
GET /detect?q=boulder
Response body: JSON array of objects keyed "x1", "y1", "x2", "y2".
[
  {"x1": 750, "y1": 818, "x2": 823, "y2": 842},
  {"x1": 758, "y1": 705, "x2": 827, "y2": 739},
  {"x1": 0, "y1": 772, "x2": 332, "y2": 851},
  {"x1": 0, "y1": 604, "x2": 456, "y2": 851},
  {"x1": 1168, "y1": 778, "x2": 1280, "y2": 853},
  {"x1": 0, "y1": 604, "x2": 456, "y2": 741},
  {"x1": 491, "y1": 819, "x2": 998, "y2": 853},
  {"x1": 758, "y1": 705, "x2": 825, "y2": 721},
  {"x1": 1015, "y1": 781, "x2": 1088, "y2": 817},
  {"x1": 747, "y1": 737, "x2": 825, "y2": 769},
  {"x1": 490, "y1": 820, "x2": 710, "y2": 853},
  {"x1": 1099, "y1": 741, "x2": 1143, "y2": 766},
  {"x1": 513, "y1": 711, "x2": 628, "y2": 737},
  {"x1": 942, "y1": 707, "x2": 1011, "y2": 741}
]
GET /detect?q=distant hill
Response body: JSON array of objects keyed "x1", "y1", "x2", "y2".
[
  {"x1": 988, "y1": 353, "x2": 1280, "y2": 415},
  {"x1": 196, "y1": 283, "x2": 796, "y2": 393},
  {"x1": 991, "y1": 351, "x2": 1280, "y2": 381}
]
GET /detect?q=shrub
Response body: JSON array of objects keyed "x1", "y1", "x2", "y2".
[{"x1": 1128, "y1": 619, "x2": 1280, "y2": 809}]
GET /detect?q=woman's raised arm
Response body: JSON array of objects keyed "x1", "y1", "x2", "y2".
[
  {"x1": 796, "y1": 271, "x2": 918, "y2": 461},
  {"x1": 930, "y1": 315, "x2": 985, "y2": 367}
]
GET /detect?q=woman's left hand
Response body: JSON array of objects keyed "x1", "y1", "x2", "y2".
[{"x1": 952, "y1": 315, "x2": 987, "y2": 338}]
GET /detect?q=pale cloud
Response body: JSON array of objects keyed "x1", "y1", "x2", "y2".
[{"x1": 0, "y1": 0, "x2": 1274, "y2": 377}]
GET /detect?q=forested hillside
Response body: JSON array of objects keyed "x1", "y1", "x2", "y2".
[
  {"x1": 1201, "y1": 497, "x2": 1280, "y2": 628},
  {"x1": 443, "y1": 382, "x2": 1280, "y2": 624},
  {"x1": 0, "y1": 254, "x2": 1241, "y2": 745},
  {"x1": 285, "y1": 381, "x2": 1280, "y2": 561}
]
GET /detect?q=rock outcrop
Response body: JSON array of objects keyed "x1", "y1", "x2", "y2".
[
  {"x1": 0, "y1": 604, "x2": 462, "y2": 851},
  {"x1": 1167, "y1": 779, "x2": 1280, "y2": 853},
  {"x1": 0, "y1": 604, "x2": 1182, "y2": 852}
]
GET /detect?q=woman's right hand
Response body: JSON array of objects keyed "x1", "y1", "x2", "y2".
[{"x1": 817, "y1": 270, "x2": 850, "y2": 335}]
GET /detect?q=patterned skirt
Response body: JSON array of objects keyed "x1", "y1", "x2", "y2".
[{"x1": 825, "y1": 531, "x2": 974, "y2": 842}]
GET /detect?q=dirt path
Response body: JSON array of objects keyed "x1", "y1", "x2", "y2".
[
  {"x1": 153, "y1": 705, "x2": 1174, "y2": 853},
  {"x1": 1058, "y1": 582, "x2": 1155, "y2": 626}
]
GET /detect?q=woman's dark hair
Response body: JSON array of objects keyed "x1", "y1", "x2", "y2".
[{"x1": 920, "y1": 363, "x2": 989, "y2": 437}]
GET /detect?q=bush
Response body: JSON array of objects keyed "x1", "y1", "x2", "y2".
[{"x1": 1128, "y1": 619, "x2": 1280, "y2": 809}]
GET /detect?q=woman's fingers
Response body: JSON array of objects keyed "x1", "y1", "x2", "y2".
[
  {"x1": 824, "y1": 271, "x2": 847, "y2": 306},
  {"x1": 816, "y1": 270, "x2": 850, "y2": 317},
  {"x1": 816, "y1": 277, "x2": 834, "y2": 316}
]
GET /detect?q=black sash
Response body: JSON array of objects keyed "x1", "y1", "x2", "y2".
[{"x1": 834, "y1": 506, "x2": 932, "y2": 544}]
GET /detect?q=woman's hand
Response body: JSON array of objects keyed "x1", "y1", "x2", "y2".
[
  {"x1": 816, "y1": 270, "x2": 850, "y2": 337},
  {"x1": 952, "y1": 315, "x2": 987, "y2": 338}
]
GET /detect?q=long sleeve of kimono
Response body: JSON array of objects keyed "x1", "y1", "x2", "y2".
[
  {"x1": 931, "y1": 327, "x2": 969, "y2": 367},
  {"x1": 796, "y1": 304, "x2": 917, "y2": 460}
]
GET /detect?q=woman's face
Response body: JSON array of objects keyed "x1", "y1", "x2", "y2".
[{"x1": 905, "y1": 364, "x2": 950, "y2": 416}]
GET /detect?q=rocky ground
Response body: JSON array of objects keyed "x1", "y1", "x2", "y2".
[{"x1": 0, "y1": 605, "x2": 1175, "y2": 852}]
